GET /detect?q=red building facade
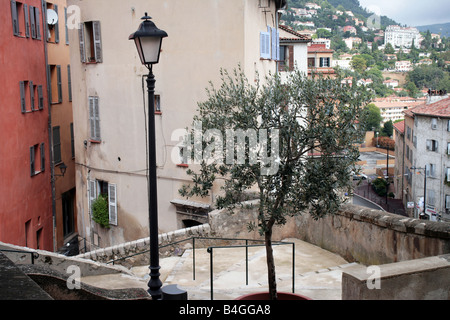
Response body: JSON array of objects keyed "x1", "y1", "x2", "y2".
[{"x1": 0, "y1": 0, "x2": 53, "y2": 251}]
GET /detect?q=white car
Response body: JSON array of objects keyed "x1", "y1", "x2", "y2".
[{"x1": 352, "y1": 173, "x2": 368, "y2": 180}]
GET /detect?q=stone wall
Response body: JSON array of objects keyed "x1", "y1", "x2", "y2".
[{"x1": 208, "y1": 201, "x2": 450, "y2": 265}]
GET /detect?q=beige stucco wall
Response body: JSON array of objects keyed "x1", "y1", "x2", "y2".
[{"x1": 67, "y1": 0, "x2": 281, "y2": 249}]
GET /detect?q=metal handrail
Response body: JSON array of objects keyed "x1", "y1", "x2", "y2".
[
  {"x1": 0, "y1": 249, "x2": 39, "y2": 264},
  {"x1": 206, "y1": 241, "x2": 295, "y2": 300}
]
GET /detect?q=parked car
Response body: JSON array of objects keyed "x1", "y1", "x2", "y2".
[{"x1": 352, "y1": 173, "x2": 368, "y2": 180}]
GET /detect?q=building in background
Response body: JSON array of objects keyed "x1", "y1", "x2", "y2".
[
  {"x1": 0, "y1": 0, "x2": 53, "y2": 251},
  {"x1": 384, "y1": 25, "x2": 421, "y2": 49},
  {"x1": 395, "y1": 93, "x2": 450, "y2": 222},
  {"x1": 307, "y1": 43, "x2": 336, "y2": 78},
  {"x1": 67, "y1": 0, "x2": 286, "y2": 250},
  {"x1": 45, "y1": 0, "x2": 77, "y2": 253},
  {"x1": 278, "y1": 24, "x2": 311, "y2": 76}
]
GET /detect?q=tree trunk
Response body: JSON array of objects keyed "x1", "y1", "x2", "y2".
[{"x1": 265, "y1": 220, "x2": 277, "y2": 300}]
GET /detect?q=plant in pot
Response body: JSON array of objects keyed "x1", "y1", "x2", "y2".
[
  {"x1": 92, "y1": 194, "x2": 110, "y2": 229},
  {"x1": 179, "y1": 67, "x2": 370, "y2": 300}
]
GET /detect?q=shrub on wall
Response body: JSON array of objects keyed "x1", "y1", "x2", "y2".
[{"x1": 92, "y1": 194, "x2": 110, "y2": 228}]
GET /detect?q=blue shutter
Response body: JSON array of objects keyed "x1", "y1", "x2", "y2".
[
  {"x1": 271, "y1": 27, "x2": 276, "y2": 60},
  {"x1": 260, "y1": 31, "x2": 270, "y2": 59},
  {"x1": 276, "y1": 29, "x2": 280, "y2": 61}
]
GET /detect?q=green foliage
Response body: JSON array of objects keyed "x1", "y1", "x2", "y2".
[
  {"x1": 92, "y1": 194, "x2": 110, "y2": 228},
  {"x1": 372, "y1": 178, "x2": 387, "y2": 197},
  {"x1": 360, "y1": 103, "x2": 382, "y2": 131},
  {"x1": 179, "y1": 66, "x2": 371, "y2": 299},
  {"x1": 381, "y1": 120, "x2": 393, "y2": 138}
]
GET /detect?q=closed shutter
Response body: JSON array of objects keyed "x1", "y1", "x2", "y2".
[
  {"x1": 11, "y1": 0, "x2": 19, "y2": 36},
  {"x1": 79, "y1": 23, "x2": 86, "y2": 62},
  {"x1": 446, "y1": 195, "x2": 450, "y2": 209},
  {"x1": 89, "y1": 96, "x2": 100, "y2": 141},
  {"x1": 93, "y1": 21, "x2": 102, "y2": 63},
  {"x1": 260, "y1": 31, "x2": 270, "y2": 59},
  {"x1": 88, "y1": 180, "x2": 97, "y2": 216},
  {"x1": 56, "y1": 65, "x2": 62, "y2": 103},
  {"x1": 30, "y1": 5, "x2": 36, "y2": 39},
  {"x1": 40, "y1": 143, "x2": 45, "y2": 172},
  {"x1": 37, "y1": 85, "x2": 44, "y2": 110},
  {"x1": 67, "y1": 65, "x2": 72, "y2": 101},
  {"x1": 24, "y1": 4, "x2": 30, "y2": 38},
  {"x1": 64, "y1": 7, "x2": 69, "y2": 44},
  {"x1": 20, "y1": 81, "x2": 26, "y2": 113},
  {"x1": 53, "y1": 126, "x2": 61, "y2": 164},
  {"x1": 35, "y1": 6, "x2": 41, "y2": 40},
  {"x1": 30, "y1": 146, "x2": 35, "y2": 176},
  {"x1": 108, "y1": 184, "x2": 117, "y2": 225},
  {"x1": 30, "y1": 81, "x2": 35, "y2": 110},
  {"x1": 54, "y1": 4, "x2": 59, "y2": 43},
  {"x1": 271, "y1": 27, "x2": 276, "y2": 60},
  {"x1": 276, "y1": 29, "x2": 280, "y2": 61}
]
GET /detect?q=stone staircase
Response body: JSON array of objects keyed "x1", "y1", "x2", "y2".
[{"x1": 80, "y1": 238, "x2": 361, "y2": 300}]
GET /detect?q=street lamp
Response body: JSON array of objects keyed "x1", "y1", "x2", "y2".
[{"x1": 129, "y1": 13, "x2": 167, "y2": 300}]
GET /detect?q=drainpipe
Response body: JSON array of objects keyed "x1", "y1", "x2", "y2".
[{"x1": 42, "y1": 0, "x2": 57, "y2": 252}]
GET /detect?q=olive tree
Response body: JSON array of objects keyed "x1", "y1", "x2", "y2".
[{"x1": 179, "y1": 67, "x2": 371, "y2": 299}]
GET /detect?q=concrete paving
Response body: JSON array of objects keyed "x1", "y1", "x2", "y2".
[{"x1": 80, "y1": 238, "x2": 362, "y2": 300}]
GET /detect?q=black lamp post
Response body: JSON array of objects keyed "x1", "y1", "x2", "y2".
[{"x1": 129, "y1": 13, "x2": 167, "y2": 300}]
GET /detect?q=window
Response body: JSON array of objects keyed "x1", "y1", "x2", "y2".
[
  {"x1": 260, "y1": 26, "x2": 279, "y2": 61},
  {"x1": 46, "y1": 3, "x2": 59, "y2": 43},
  {"x1": 446, "y1": 195, "x2": 450, "y2": 210},
  {"x1": 70, "y1": 123, "x2": 75, "y2": 158},
  {"x1": 431, "y1": 118, "x2": 437, "y2": 130},
  {"x1": 319, "y1": 57, "x2": 330, "y2": 67},
  {"x1": 426, "y1": 189, "x2": 435, "y2": 206},
  {"x1": 406, "y1": 126, "x2": 411, "y2": 140},
  {"x1": 426, "y1": 163, "x2": 436, "y2": 178},
  {"x1": 48, "y1": 65, "x2": 62, "y2": 104},
  {"x1": 30, "y1": 143, "x2": 45, "y2": 176},
  {"x1": 11, "y1": 0, "x2": 25, "y2": 37},
  {"x1": 308, "y1": 57, "x2": 315, "y2": 67},
  {"x1": 426, "y1": 139, "x2": 438, "y2": 152},
  {"x1": 29, "y1": 5, "x2": 41, "y2": 40},
  {"x1": 89, "y1": 96, "x2": 101, "y2": 141},
  {"x1": 154, "y1": 94, "x2": 161, "y2": 113},
  {"x1": 88, "y1": 179, "x2": 117, "y2": 226},
  {"x1": 79, "y1": 21, "x2": 102, "y2": 63},
  {"x1": 20, "y1": 81, "x2": 44, "y2": 113},
  {"x1": 52, "y1": 126, "x2": 61, "y2": 164},
  {"x1": 279, "y1": 45, "x2": 294, "y2": 72}
]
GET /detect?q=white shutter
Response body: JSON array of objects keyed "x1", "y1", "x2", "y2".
[
  {"x1": 88, "y1": 179, "x2": 97, "y2": 216},
  {"x1": 79, "y1": 23, "x2": 86, "y2": 62},
  {"x1": 93, "y1": 21, "x2": 102, "y2": 63},
  {"x1": 89, "y1": 96, "x2": 100, "y2": 141},
  {"x1": 108, "y1": 184, "x2": 117, "y2": 225}
]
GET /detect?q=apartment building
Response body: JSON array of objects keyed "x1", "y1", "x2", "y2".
[
  {"x1": 0, "y1": 0, "x2": 52, "y2": 250},
  {"x1": 385, "y1": 25, "x2": 421, "y2": 49},
  {"x1": 307, "y1": 43, "x2": 336, "y2": 78},
  {"x1": 395, "y1": 94, "x2": 450, "y2": 222},
  {"x1": 278, "y1": 25, "x2": 311, "y2": 76},
  {"x1": 45, "y1": 0, "x2": 77, "y2": 252},
  {"x1": 67, "y1": 0, "x2": 286, "y2": 249}
]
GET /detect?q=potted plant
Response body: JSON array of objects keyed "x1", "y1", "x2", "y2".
[{"x1": 179, "y1": 67, "x2": 370, "y2": 300}]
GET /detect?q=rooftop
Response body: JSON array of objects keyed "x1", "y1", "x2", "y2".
[{"x1": 407, "y1": 95, "x2": 450, "y2": 118}]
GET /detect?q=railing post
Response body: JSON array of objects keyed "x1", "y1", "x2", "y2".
[
  {"x1": 192, "y1": 237, "x2": 196, "y2": 280},
  {"x1": 208, "y1": 247, "x2": 213, "y2": 300},
  {"x1": 292, "y1": 242, "x2": 295, "y2": 293},
  {"x1": 245, "y1": 239, "x2": 248, "y2": 286}
]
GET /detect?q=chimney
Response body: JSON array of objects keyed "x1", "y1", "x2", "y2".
[{"x1": 427, "y1": 89, "x2": 448, "y2": 104}]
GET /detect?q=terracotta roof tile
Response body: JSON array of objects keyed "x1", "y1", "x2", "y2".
[{"x1": 407, "y1": 96, "x2": 450, "y2": 118}]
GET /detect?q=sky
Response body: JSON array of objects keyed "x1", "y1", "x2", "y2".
[{"x1": 358, "y1": 0, "x2": 450, "y2": 27}]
